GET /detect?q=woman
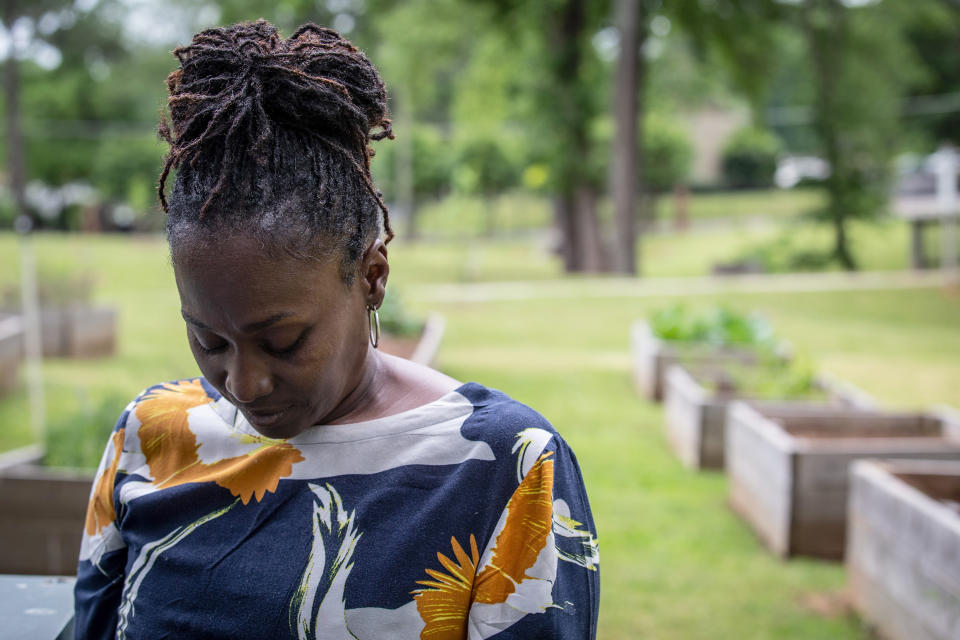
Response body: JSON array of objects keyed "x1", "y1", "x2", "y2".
[{"x1": 75, "y1": 20, "x2": 599, "y2": 639}]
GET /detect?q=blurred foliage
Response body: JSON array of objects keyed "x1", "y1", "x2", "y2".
[
  {"x1": 791, "y1": 0, "x2": 921, "y2": 269},
  {"x1": 377, "y1": 290, "x2": 424, "y2": 338},
  {"x1": 0, "y1": 0, "x2": 958, "y2": 267},
  {"x1": 721, "y1": 126, "x2": 781, "y2": 190},
  {"x1": 370, "y1": 125, "x2": 454, "y2": 203},
  {"x1": 649, "y1": 304, "x2": 776, "y2": 348},
  {"x1": 44, "y1": 390, "x2": 129, "y2": 470},
  {"x1": 643, "y1": 112, "x2": 693, "y2": 193},
  {"x1": 730, "y1": 230, "x2": 838, "y2": 273},
  {"x1": 453, "y1": 135, "x2": 519, "y2": 198},
  {"x1": 702, "y1": 357, "x2": 824, "y2": 401}
]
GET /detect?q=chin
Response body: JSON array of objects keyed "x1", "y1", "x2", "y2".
[{"x1": 243, "y1": 407, "x2": 306, "y2": 440}]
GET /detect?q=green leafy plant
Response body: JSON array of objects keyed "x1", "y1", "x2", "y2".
[
  {"x1": 649, "y1": 304, "x2": 775, "y2": 348},
  {"x1": 701, "y1": 358, "x2": 824, "y2": 401}
]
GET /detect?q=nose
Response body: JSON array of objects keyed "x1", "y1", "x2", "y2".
[{"x1": 224, "y1": 351, "x2": 273, "y2": 404}]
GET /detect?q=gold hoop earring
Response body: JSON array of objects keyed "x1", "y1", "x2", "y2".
[{"x1": 367, "y1": 305, "x2": 380, "y2": 349}]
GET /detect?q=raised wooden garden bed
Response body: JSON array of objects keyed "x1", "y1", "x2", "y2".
[
  {"x1": 663, "y1": 364, "x2": 875, "y2": 470},
  {"x1": 0, "y1": 314, "x2": 24, "y2": 394},
  {"x1": 631, "y1": 319, "x2": 788, "y2": 402},
  {"x1": 726, "y1": 401, "x2": 960, "y2": 560},
  {"x1": 0, "y1": 446, "x2": 93, "y2": 576},
  {"x1": 40, "y1": 306, "x2": 117, "y2": 358},
  {"x1": 379, "y1": 312, "x2": 446, "y2": 367},
  {"x1": 847, "y1": 459, "x2": 960, "y2": 640}
]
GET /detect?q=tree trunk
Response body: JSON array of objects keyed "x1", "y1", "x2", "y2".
[
  {"x1": 804, "y1": 0, "x2": 858, "y2": 270},
  {"x1": 611, "y1": 0, "x2": 646, "y2": 275},
  {"x1": 574, "y1": 185, "x2": 605, "y2": 271},
  {"x1": 554, "y1": 194, "x2": 579, "y2": 271},
  {"x1": 548, "y1": 0, "x2": 608, "y2": 273}
]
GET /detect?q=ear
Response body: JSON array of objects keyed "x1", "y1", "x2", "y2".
[{"x1": 361, "y1": 238, "x2": 389, "y2": 308}]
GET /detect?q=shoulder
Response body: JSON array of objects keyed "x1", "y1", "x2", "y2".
[
  {"x1": 455, "y1": 382, "x2": 562, "y2": 460},
  {"x1": 115, "y1": 377, "x2": 223, "y2": 433}
]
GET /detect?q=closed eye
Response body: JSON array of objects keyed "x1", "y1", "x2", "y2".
[
  {"x1": 264, "y1": 330, "x2": 309, "y2": 357},
  {"x1": 192, "y1": 335, "x2": 227, "y2": 356}
]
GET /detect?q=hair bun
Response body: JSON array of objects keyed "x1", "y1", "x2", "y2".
[
  {"x1": 165, "y1": 20, "x2": 390, "y2": 156},
  {"x1": 159, "y1": 19, "x2": 394, "y2": 233}
]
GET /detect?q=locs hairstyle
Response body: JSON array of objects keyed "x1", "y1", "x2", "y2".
[{"x1": 158, "y1": 20, "x2": 394, "y2": 281}]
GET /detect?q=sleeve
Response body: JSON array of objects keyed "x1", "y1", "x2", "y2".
[
  {"x1": 73, "y1": 403, "x2": 133, "y2": 640},
  {"x1": 468, "y1": 433, "x2": 600, "y2": 640}
]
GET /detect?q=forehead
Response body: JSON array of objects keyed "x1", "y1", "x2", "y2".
[{"x1": 172, "y1": 233, "x2": 348, "y2": 325}]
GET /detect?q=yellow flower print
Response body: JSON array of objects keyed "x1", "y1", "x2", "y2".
[
  {"x1": 413, "y1": 452, "x2": 557, "y2": 637},
  {"x1": 474, "y1": 452, "x2": 555, "y2": 605},
  {"x1": 85, "y1": 428, "x2": 125, "y2": 536},
  {"x1": 413, "y1": 534, "x2": 481, "y2": 640},
  {"x1": 136, "y1": 380, "x2": 305, "y2": 505}
]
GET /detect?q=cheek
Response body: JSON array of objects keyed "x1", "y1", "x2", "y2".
[{"x1": 294, "y1": 319, "x2": 367, "y2": 391}]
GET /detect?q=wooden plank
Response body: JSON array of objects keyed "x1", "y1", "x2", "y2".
[
  {"x1": 663, "y1": 365, "x2": 709, "y2": 468},
  {"x1": 665, "y1": 366, "x2": 878, "y2": 471},
  {"x1": 730, "y1": 403, "x2": 960, "y2": 560},
  {"x1": 0, "y1": 465, "x2": 94, "y2": 576},
  {"x1": 847, "y1": 460, "x2": 960, "y2": 640},
  {"x1": 933, "y1": 405, "x2": 960, "y2": 442},
  {"x1": 63, "y1": 307, "x2": 117, "y2": 358},
  {"x1": 408, "y1": 313, "x2": 446, "y2": 367},
  {"x1": 726, "y1": 401, "x2": 794, "y2": 557},
  {"x1": 631, "y1": 320, "x2": 664, "y2": 400}
]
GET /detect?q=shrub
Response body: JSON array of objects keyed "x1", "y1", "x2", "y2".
[
  {"x1": 730, "y1": 233, "x2": 839, "y2": 274},
  {"x1": 643, "y1": 113, "x2": 694, "y2": 194},
  {"x1": 721, "y1": 126, "x2": 781, "y2": 189}
]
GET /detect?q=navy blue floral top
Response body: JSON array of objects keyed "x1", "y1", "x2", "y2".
[{"x1": 74, "y1": 379, "x2": 599, "y2": 639}]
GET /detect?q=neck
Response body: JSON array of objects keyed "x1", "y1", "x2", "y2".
[{"x1": 322, "y1": 346, "x2": 387, "y2": 425}]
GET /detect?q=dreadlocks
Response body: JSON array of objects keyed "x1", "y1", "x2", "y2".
[{"x1": 158, "y1": 19, "x2": 394, "y2": 281}]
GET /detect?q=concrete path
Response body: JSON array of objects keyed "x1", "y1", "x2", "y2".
[{"x1": 412, "y1": 269, "x2": 958, "y2": 303}]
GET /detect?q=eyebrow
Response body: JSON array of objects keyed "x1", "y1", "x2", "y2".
[{"x1": 181, "y1": 311, "x2": 296, "y2": 333}]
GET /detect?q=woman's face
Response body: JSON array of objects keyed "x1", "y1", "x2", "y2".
[{"x1": 172, "y1": 233, "x2": 376, "y2": 439}]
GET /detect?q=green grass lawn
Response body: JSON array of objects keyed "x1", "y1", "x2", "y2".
[
  {"x1": 392, "y1": 210, "x2": 923, "y2": 282},
  {"x1": 410, "y1": 187, "x2": 822, "y2": 239},
  {"x1": 2, "y1": 231, "x2": 959, "y2": 638},
  {"x1": 652, "y1": 187, "x2": 825, "y2": 224}
]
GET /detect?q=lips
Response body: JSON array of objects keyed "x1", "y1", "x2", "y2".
[{"x1": 243, "y1": 405, "x2": 291, "y2": 428}]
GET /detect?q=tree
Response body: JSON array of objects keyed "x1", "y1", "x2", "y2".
[
  {"x1": 900, "y1": 2, "x2": 960, "y2": 147},
  {"x1": 3, "y1": 0, "x2": 137, "y2": 228},
  {"x1": 610, "y1": 0, "x2": 785, "y2": 275},
  {"x1": 372, "y1": 0, "x2": 484, "y2": 240},
  {"x1": 2, "y1": 0, "x2": 65, "y2": 226},
  {"x1": 480, "y1": 0, "x2": 611, "y2": 272},
  {"x1": 796, "y1": 0, "x2": 912, "y2": 269},
  {"x1": 454, "y1": 135, "x2": 518, "y2": 235}
]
